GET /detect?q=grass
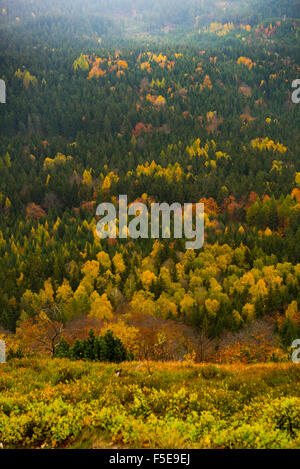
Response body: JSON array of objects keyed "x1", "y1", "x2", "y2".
[{"x1": 0, "y1": 359, "x2": 299, "y2": 449}]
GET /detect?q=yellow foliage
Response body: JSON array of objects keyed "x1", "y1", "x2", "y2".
[
  {"x1": 15, "y1": 69, "x2": 38, "y2": 89},
  {"x1": 156, "y1": 293, "x2": 178, "y2": 318},
  {"x1": 251, "y1": 137, "x2": 287, "y2": 154},
  {"x1": 136, "y1": 161, "x2": 183, "y2": 183},
  {"x1": 130, "y1": 290, "x2": 156, "y2": 316},
  {"x1": 237, "y1": 56, "x2": 256, "y2": 70},
  {"x1": 202, "y1": 22, "x2": 234, "y2": 36},
  {"x1": 242, "y1": 303, "x2": 256, "y2": 322},
  {"x1": 205, "y1": 298, "x2": 220, "y2": 317},
  {"x1": 43, "y1": 153, "x2": 72, "y2": 171},
  {"x1": 116, "y1": 60, "x2": 128, "y2": 70},
  {"x1": 73, "y1": 54, "x2": 89, "y2": 71},
  {"x1": 180, "y1": 294, "x2": 195, "y2": 317},
  {"x1": 89, "y1": 292, "x2": 113, "y2": 320},
  {"x1": 102, "y1": 171, "x2": 119, "y2": 191},
  {"x1": 82, "y1": 169, "x2": 93, "y2": 186},
  {"x1": 101, "y1": 319, "x2": 141, "y2": 356},
  {"x1": 141, "y1": 270, "x2": 157, "y2": 289},
  {"x1": 201, "y1": 75, "x2": 213, "y2": 90},
  {"x1": 112, "y1": 253, "x2": 126, "y2": 275},
  {"x1": 249, "y1": 278, "x2": 268, "y2": 299},
  {"x1": 97, "y1": 251, "x2": 112, "y2": 270},
  {"x1": 141, "y1": 61, "x2": 151, "y2": 72},
  {"x1": 81, "y1": 260, "x2": 100, "y2": 281},
  {"x1": 285, "y1": 301, "x2": 299, "y2": 325}
]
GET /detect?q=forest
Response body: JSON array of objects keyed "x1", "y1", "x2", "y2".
[
  {"x1": 0, "y1": 0, "x2": 300, "y2": 358},
  {"x1": 0, "y1": 0, "x2": 300, "y2": 451}
]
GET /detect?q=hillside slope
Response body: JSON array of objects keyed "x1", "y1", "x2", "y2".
[{"x1": 0, "y1": 359, "x2": 299, "y2": 449}]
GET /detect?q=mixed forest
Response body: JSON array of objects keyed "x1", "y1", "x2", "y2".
[{"x1": 0, "y1": 0, "x2": 300, "y2": 364}]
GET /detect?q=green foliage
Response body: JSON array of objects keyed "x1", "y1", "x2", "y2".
[
  {"x1": 54, "y1": 329, "x2": 130, "y2": 363},
  {"x1": 278, "y1": 319, "x2": 300, "y2": 348},
  {"x1": 0, "y1": 359, "x2": 299, "y2": 448},
  {"x1": 7, "y1": 347, "x2": 24, "y2": 361},
  {"x1": 0, "y1": 0, "x2": 300, "y2": 357}
]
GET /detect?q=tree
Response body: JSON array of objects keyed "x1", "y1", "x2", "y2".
[
  {"x1": 89, "y1": 292, "x2": 113, "y2": 320},
  {"x1": 15, "y1": 311, "x2": 64, "y2": 357},
  {"x1": 55, "y1": 329, "x2": 129, "y2": 362}
]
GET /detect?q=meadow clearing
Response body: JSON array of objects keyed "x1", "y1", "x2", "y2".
[{"x1": 0, "y1": 358, "x2": 299, "y2": 449}]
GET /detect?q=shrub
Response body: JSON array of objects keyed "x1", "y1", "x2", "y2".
[{"x1": 7, "y1": 347, "x2": 24, "y2": 360}]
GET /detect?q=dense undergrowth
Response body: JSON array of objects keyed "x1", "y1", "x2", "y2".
[{"x1": 0, "y1": 359, "x2": 299, "y2": 449}]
